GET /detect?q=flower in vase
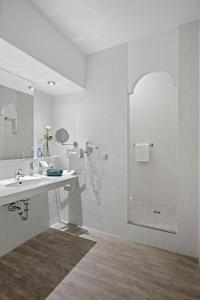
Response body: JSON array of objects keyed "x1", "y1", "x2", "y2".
[{"x1": 44, "y1": 126, "x2": 53, "y2": 157}]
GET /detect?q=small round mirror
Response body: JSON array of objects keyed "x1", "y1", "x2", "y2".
[{"x1": 55, "y1": 128, "x2": 69, "y2": 144}]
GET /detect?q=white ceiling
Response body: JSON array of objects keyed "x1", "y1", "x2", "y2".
[
  {"x1": 0, "y1": 39, "x2": 83, "y2": 96},
  {"x1": 30, "y1": 0, "x2": 200, "y2": 55},
  {"x1": 0, "y1": 68, "x2": 34, "y2": 96}
]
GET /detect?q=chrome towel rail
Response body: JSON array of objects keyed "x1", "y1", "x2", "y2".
[{"x1": 133, "y1": 143, "x2": 154, "y2": 147}]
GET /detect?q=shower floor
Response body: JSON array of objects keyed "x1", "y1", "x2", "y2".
[{"x1": 128, "y1": 200, "x2": 177, "y2": 234}]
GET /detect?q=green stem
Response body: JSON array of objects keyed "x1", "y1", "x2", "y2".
[{"x1": 46, "y1": 132, "x2": 49, "y2": 157}]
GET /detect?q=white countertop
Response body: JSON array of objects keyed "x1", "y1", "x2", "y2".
[{"x1": 0, "y1": 173, "x2": 78, "y2": 206}]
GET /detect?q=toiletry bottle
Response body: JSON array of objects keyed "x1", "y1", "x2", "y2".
[
  {"x1": 37, "y1": 147, "x2": 43, "y2": 158},
  {"x1": 29, "y1": 162, "x2": 34, "y2": 176}
]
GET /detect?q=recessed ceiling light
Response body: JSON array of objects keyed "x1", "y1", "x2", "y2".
[
  {"x1": 28, "y1": 86, "x2": 34, "y2": 91},
  {"x1": 48, "y1": 81, "x2": 56, "y2": 86}
]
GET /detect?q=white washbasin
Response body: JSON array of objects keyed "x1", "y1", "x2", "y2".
[
  {"x1": 2, "y1": 176, "x2": 50, "y2": 188},
  {"x1": 0, "y1": 172, "x2": 78, "y2": 209},
  {"x1": 6, "y1": 179, "x2": 44, "y2": 187}
]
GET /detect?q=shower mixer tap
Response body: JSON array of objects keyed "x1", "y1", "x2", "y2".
[{"x1": 84, "y1": 141, "x2": 99, "y2": 155}]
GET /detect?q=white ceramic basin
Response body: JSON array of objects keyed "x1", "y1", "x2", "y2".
[
  {"x1": 0, "y1": 172, "x2": 78, "y2": 209},
  {"x1": 5, "y1": 179, "x2": 45, "y2": 187},
  {"x1": 3, "y1": 176, "x2": 50, "y2": 188}
]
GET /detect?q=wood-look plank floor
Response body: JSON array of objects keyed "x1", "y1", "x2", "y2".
[
  {"x1": 48, "y1": 224, "x2": 200, "y2": 300},
  {"x1": 0, "y1": 228, "x2": 95, "y2": 300}
]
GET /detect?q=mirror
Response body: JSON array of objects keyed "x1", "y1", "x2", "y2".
[
  {"x1": 55, "y1": 128, "x2": 69, "y2": 144},
  {"x1": 0, "y1": 69, "x2": 34, "y2": 160}
]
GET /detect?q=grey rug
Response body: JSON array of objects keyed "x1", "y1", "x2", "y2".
[{"x1": 0, "y1": 228, "x2": 96, "y2": 300}]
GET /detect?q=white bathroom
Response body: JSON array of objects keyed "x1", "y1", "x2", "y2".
[{"x1": 0, "y1": 1, "x2": 199, "y2": 299}]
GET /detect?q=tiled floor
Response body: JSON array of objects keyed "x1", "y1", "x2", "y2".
[
  {"x1": 0, "y1": 223, "x2": 199, "y2": 300},
  {"x1": 128, "y1": 200, "x2": 177, "y2": 233},
  {"x1": 48, "y1": 223, "x2": 200, "y2": 300}
]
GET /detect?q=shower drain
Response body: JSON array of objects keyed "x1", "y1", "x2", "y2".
[{"x1": 153, "y1": 210, "x2": 161, "y2": 214}]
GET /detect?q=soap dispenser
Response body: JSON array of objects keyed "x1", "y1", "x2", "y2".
[{"x1": 29, "y1": 162, "x2": 34, "y2": 176}]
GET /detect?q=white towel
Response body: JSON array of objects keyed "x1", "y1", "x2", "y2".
[
  {"x1": 135, "y1": 143, "x2": 150, "y2": 162},
  {"x1": 0, "y1": 102, "x2": 17, "y2": 134}
]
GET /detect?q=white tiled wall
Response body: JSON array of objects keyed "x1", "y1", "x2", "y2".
[
  {"x1": 0, "y1": 155, "x2": 62, "y2": 256},
  {"x1": 1, "y1": 24, "x2": 198, "y2": 257},
  {"x1": 52, "y1": 43, "x2": 180, "y2": 253},
  {"x1": 199, "y1": 21, "x2": 200, "y2": 262},
  {"x1": 128, "y1": 25, "x2": 198, "y2": 257},
  {"x1": 53, "y1": 44, "x2": 128, "y2": 235},
  {"x1": 128, "y1": 72, "x2": 178, "y2": 233},
  {"x1": 0, "y1": 88, "x2": 56, "y2": 256},
  {"x1": 178, "y1": 21, "x2": 199, "y2": 258},
  {"x1": 0, "y1": 159, "x2": 49, "y2": 256},
  {"x1": 54, "y1": 25, "x2": 198, "y2": 256}
]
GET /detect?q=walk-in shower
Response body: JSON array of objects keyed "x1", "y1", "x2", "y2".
[{"x1": 128, "y1": 72, "x2": 178, "y2": 234}]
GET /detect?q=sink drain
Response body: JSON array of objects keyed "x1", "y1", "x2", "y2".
[{"x1": 153, "y1": 210, "x2": 161, "y2": 214}]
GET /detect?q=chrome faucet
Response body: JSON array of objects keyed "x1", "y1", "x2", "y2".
[{"x1": 15, "y1": 168, "x2": 24, "y2": 182}]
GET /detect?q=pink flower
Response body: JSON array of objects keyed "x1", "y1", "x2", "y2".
[{"x1": 45, "y1": 126, "x2": 52, "y2": 132}]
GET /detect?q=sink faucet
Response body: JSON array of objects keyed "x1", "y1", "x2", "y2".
[{"x1": 15, "y1": 168, "x2": 24, "y2": 182}]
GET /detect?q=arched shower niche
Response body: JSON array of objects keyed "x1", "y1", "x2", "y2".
[{"x1": 128, "y1": 71, "x2": 178, "y2": 234}]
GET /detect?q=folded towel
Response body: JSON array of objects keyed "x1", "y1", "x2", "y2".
[
  {"x1": 47, "y1": 169, "x2": 63, "y2": 176},
  {"x1": 135, "y1": 143, "x2": 150, "y2": 162}
]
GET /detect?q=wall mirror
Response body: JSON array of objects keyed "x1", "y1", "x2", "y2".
[{"x1": 0, "y1": 68, "x2": 34, "y2": 160}]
